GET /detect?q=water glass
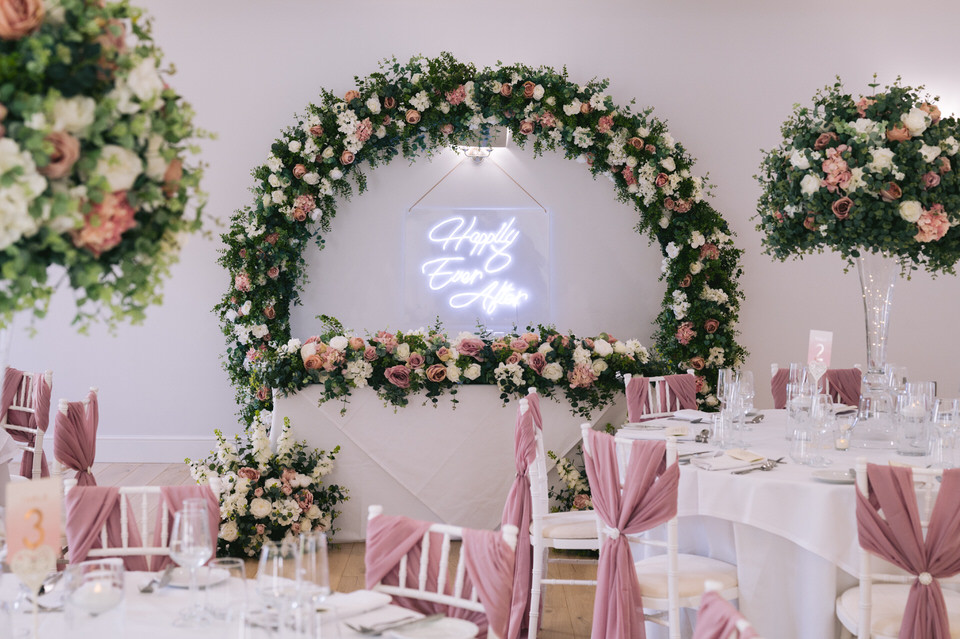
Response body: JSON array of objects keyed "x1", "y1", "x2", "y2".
[
  {"x1": 64, "y1": 559, "x2": 125, "y2": 632},
  {"x1": 170, "y1": 503, "x2": 214, "y2": 626},
  {"x1": 930, "y1": 398, "x2": 960, "y2": 468},
  {"x1": 297, "y1": 532, "x2": 338, "y2": 638},
  {"x1": 710, "y1": 411, "x2": 733, "y2": 450},
  {"x1": 205, "y1": 558, "x2": 247, "y2": 622},
  {"x1": 896, "y1": 392, "x2": 930, "y2": 457},
  {"x1": 257, "y1": 539, "x2": 301, "y2": 634},
  {"x1": 786, "y1": 384, "x2": 813, "y2": 441},
  {"x1": 738, "y1": 370, "x2": 755, "y2": 414}
]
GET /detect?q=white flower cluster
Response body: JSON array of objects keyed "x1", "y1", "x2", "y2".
[
  {"x1": 410, "y1": 90, "x2": 431, "y2": 111},
  {"x1": 706, "y1": 346, "x2": 725, "y2": 367},
  {"x1": 556, "y1": 457, "x2": 590, "y2": 493},
  {"x1": 494, "y1": 362, "x2": 524, "y2": 390},
  {"x1": 0, "y1": 139, "x2": 47, "y2": 250},
  {"x1": 572, "y1": 127, "x2": 594, "y2": 148},
  {"x1": 613, "y1": 339, "x2": 650, "y2": 363},
  {"x1": 671, "y1": 290, "x2": 689, "y2": 319},
  {"x1": 345, "y1": 359, "x2": 373, "y2": 387},
  {"x1": 700, "y1": 286, "x2": 730, "y2": 306}
]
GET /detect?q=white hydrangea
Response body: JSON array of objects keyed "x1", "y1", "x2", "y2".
[
  {"x1": 625, "y1": 339, "x2": 650, "y2": 363},
  {"x1": 671, "y1": 290, "x2": 689, "y2": 319},
  {"x1": 493, "y1": 362, "x2": 524, "y2": 389},
  {"x1": 572, "y1": 127, "x2": 594, "y2": 148},
  {"x1": 665, "y1": 242, "x2": 680, "y2": 259},
  {"x1": 700, "y1": 286, "x2": 730, "y2": 306},
  {"x1": 919, "y1": 144, "x2": 942, "y2": 163},
  {"x1": 572, "y1": 346, "x2": 591, "y2": 365},
  {"x1": 410, "y1": 90, "x2": 432, "y2": 111},
  {"x1": 266, "y1": 154, "x2": 282, "y2": 172},
  {"x1": 942, "y1": 136, "x2": 960, "y2": 156},
  {"x1": 589, "y1": 93, "x2": 607, "y2": 111},
  {"x1": 706, "y1": 346, "x2": 726, "y2": 367},
  {"x1": 0, "y1": 138, "x2": 47, "y2": 250},
  {"x1": 345, "y1": 360, "x2": 373, "y2": 387},
  {"x1": 852, "y1": 118, "x2": 879, "y2": 137},
  {"x1": 689, "y1": 231, "x2": 705, "y2": 248},
  {"x1": 563, "y1": 99, "x2": 582, "y2": 116}
]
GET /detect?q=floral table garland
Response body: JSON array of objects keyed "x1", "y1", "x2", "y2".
[
  {"x1": 0, "y1": 0, "x2": 206, "y2": 327},
  {"x1": 218, "y1": 53, "x2": 746, "y2": 423}
]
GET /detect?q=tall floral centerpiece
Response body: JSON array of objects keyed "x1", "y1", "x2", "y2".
[
  {"x1": 0, "y1": 0, "x2": 206, "y2": 330},
  {"x1": 757, "y1": 79, "x2": 960, "y2": 445}
]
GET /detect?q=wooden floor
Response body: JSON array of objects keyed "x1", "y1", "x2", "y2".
[{"x1": 16, "y1": 461, "x2": 598, "y2": 639}]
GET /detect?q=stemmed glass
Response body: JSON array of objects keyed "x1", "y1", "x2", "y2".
[
  {"x1": 169, "y1": 502, "x2": 214, "y2": 627},
  {"x1": 298, "y1": 532, "x2": 336, "y2": 638},
  {"x1": 930, "y1": 398, "x2": 959, "y2": 468}
]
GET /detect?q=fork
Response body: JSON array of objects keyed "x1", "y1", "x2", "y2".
[
  {"x1": 138, "y1": 564, "x2": 175, "y2": 594},
  {"x1": 733, "y1": 457, "x2": 785, "y2": 475},
  {"x1": 345, "y1": 613, "x2": 444, "y2": 635}
]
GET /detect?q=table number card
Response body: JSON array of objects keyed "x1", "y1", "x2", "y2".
[
  {"x1": 807, "y1": 330, "x2": 833, "y2": 390},
  {"x1": 5, "y1": 478, "x2": 61, "y2": 593}
]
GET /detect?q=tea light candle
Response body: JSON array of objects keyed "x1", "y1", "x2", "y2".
[
  {"x1": 835, "y1": 423, "x2": 851, "y2": 451},
  {"x1": 72, "y1": 579, "x2": 123, "y2": 615}
]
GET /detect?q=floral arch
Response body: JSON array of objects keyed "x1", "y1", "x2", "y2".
[{"x1": 217, "y1": 53, "x2": 745, "y2": 422}]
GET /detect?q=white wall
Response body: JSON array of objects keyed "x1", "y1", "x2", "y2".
[{"x1": 10, "y1": 0, "x2": 960, "y2": 461}]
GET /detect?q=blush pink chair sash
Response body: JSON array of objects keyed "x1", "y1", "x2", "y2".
[
  {"x1": 54, "y1": 391, "x2": 98, "y2": 486},
  {"x1": 1, "y1": 367, "x2": 51, "y2": 478},
  {"x1": 770, "y1": 369, "x2": 789, "y2": 409},
  {"x1": 526, "y1": 391, "x2": 543, "y2": 431},
  {"x1": 625, "y1": 376, "x2": 652, "y2": 422},
  {"x1": 662, "y1": 374, "x2": 698, "y2": 410},
  {"x1": 856, "y1": 464, "x2": 960, "y2": 639},
  {"x1": 584, "y1": 430, "x2": 680, "y2": 639},
  {"x1": 824, "y1": 368, "x2": 862, "y2": 406},
  {"x1": 692, "y1": 591, "x2": 757, "y2": 639},
  {"x1": 65, "y1": 486, "x2": 149, "y2": 571},
  {"x1": 500, "y1": 405, "x2": 537, "y2": 639},
  {"x1": 151, "y1": 485, "x2": 219, "y2": 570},
  {"x1": 365, "y1": 514, "x2": 515, "y2": 639}
]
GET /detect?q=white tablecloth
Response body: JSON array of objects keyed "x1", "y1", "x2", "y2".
[
  {"x1": 271, "y1": 385, "x2": 626, "y2": 540},
  {"x1": 632, "y1": 409, "x2": 914, "y2": 639}
]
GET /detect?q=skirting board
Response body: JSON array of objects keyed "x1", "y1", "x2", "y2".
[{"x1": 95, "y1": 436, "x2": 218, "y2": 463}]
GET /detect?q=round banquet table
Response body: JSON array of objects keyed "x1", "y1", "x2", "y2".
[{"x1": 627, "y1": 409, "x2": 932, "y2": 639}]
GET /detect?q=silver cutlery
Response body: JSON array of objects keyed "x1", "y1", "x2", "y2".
[
  {"x1": 746, "y1": 413, "x2": 765, "y2": 424},
  {"x1": 733, "y1": 457, "x2": 785, "y2": 475},
  {"x1": 138, "y1": 564, "x2": 176, "y2": 594},
  {"x1": 345, "y1": 613, "x2": 444, "y2": 635}
]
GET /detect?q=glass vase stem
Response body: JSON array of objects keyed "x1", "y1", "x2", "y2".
[{"x1": 857, "y1": 252, "x2": 898, "y2": 390}]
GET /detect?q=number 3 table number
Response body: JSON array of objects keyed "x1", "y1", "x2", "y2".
[{"x1": 5, "y1": 479, "x2": 61, "y2": 594}]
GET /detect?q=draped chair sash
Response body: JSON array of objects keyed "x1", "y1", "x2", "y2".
[
  {"x1": 500, "y1": 405, "x2": 537, "y2": 639},
  {"x1": 526, "y1": 391, "x2": 543, "y2": 431},
  {"x1": 151, "y1": 485, "x2": 219, "y2": 570},
  {"x1": 692, "y1": 591, "x2": 758, "y2": 639},
  {"x1": 770, "y1": 369, "x2": 789, "y2": 409},
  {"x1": 1, "y1": 367, "x2": 51, "y2": 478},
  {"x1": 625, "y1": 376, "x2": 651, "y2": 423},
  {"x1": 54, "y1": 390, "x2": 98, "y2": 486},
  {"x1": 584, "y1": 430, "x2": 680, "y2": 639},
  {"x1": 856, "y1": 464, "x2": 960, "y2": 639},
  {"x1": 662, "y1": 373, "x2": 698, "y2": 410},
  {"x1": 65, "y1": 486, "x2": 149, "y2": 571},
  {"x1": 824, "y1": 368, "x2": 863, "y2": 406},
  {"x1": 365, "y1": 513, "x2": 515, "y2": 639}
]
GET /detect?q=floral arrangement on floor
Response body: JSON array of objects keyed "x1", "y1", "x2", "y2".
[
  {"x1": 546, "y1": 423, "x2": 614, "y2": 512},
  {"x1": 0, "y1": 0, "x2": 207, "y2": 327},
  {"x1": 187, "y1": 411, "x2": 346, "y2": 556},
  {"x1": 254, "y1": 317, "x2": 670, "y2": 418},
  {"x1": 756, "y1": 78, "x2": 960, "y2": 274},
  {"x1": 217, "y1": 52, "x2": 745, "y2": 427}
]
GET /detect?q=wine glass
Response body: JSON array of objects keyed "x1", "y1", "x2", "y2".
[
  {"x1": 205, "y1": 558, "x2": 247, "y2": 621},
  {"x1": 257, "y1": 539, "x2": 301, "y2": 634},
  {"x1": 169, "y1": 503, "x2": 214, "y2": 626},
  {"x1": 930, "y1": 398, "x2": 960, "y2": 468}
]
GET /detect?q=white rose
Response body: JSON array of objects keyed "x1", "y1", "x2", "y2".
[
  {"x1": 306, "y1": 504, "x2": 322, "y2": 519},
  {"x1": 800, "y1": 173, "x2": 821, "y2": 197},
  {"x1": 689, "y1": 231, "x2": 705, "y2": 248},
  {"x1": 705, "y1": 395, "x2": 719, "y2": 408},
  {"x1": 591, "y1": 359, "x2": 608, "y2": 375},
  {"x1": 329, "y1": 168, "x2": 343, "y2": 180},
  {"x1": 690, "y1": 261, "x2": 703, "y2": 275},
  {"x1": 537, "y1": 343, "x2": 553, "y2": 355},
  {"x1": 463, "y1": 363, "x2": 481, "y2": 380},
  {"x1": 322, "y1": 146, "x2": 335, "y2": 159},
  {"x1": 853, "y1": 118, "x2": 879, "y2": 136},
  {"x1": 301, "y1": 342, "x2": 318, "y2": 359},
  {"x1": 51, "y1": 96, "x2": 96, "y2": 134},
  {"x1": 533, "y1": 84, "x2": 545, "y2": 100},
  {"x1": 660, "y1": 157, "x2": 676, "y2": 172},
  {"x1": 788, "y1": 149, "x2": 810, "y2": 170},
  {"x1": 94, "y1": 145, "x2": 143, "y2": 191},
  {"x1": 666, "y1": 242, "x2": 680, "y2": 259},
  {"x1": 901, "y1": 107, "x2": 930, "y2": 137},
  {"x1": 396, "y1": 343, "x2": 410, "y2": 361},
  {"x1": 250, "y1": 498, "x2": 272, "y2": 519},
  {"x1": 127, "y1": 58, "x2": 165, "y2": 105},
  {"x1": 219, "y1": 520, "x2": 239, "y2": 542},
  {"x1": 919, "y1": 144, "x2": 942, "y2": 163},
  {"x1": 366, "y1": 96, "x2": 381, "y2": 114},
  {"x1": 542, "y1": 363, "x2": 563, "y2": 382},
  {"x1": 943, "y1": 136, "x2": 960, "y2": 156},
  {"x1": 268, "y1": 174, "x2": 280, "y2": 187},
  {"x1": 303, "y1": 172, "x2": 319, "y2": 185},
  {"x1": 288, "y1": 140, "x2": 302, "y2": 153},
  {"x1": 866, "y1": 147, "x2": 895, "y2": 173},
  {"x1": 593, "y1": 339, "x2": 613, "y2": 357},
  {"x1": 329, "y1": 335, "x2": 349, "y2": 351},
  {"x1": 108, "y1": 84, "x2": 139, "y2": 115},
  {"x1": 899, "y1": 200, "x2": 923, "y2": 223},
  {"x1": 445, "y1": 364, "x2": 461, "y2": 383}
]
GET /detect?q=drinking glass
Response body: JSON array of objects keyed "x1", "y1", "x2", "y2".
[
  {"x1": 896, "y1": 391, "x2": 930, "y2": 457},
  {"x1": 786, "y1": 383, "x2": 813, "y2": 441},
  {"x1": 716, "y1": 368, "x2": 732, "y2": 409},
  {"x1": 205, "y1": 558, "x2": 247, "y2": 622},
  {"x1": 930, "y1": 398, "x2": 960, "y2": 468},
  {"x1": 297, "y1": 532, "x2": 337, "y2": 638},
  {"x1": 738, "y1": 370, "x2": 755, "y2": 414},
  {"x1": 257, "y1": 539, "x2": 301, "y2": 635},
  {"x1": 63, "y1": 558, "x2": 125, "y2": 632},
  {"x1": 806, "y1": 394, "x2": 834, "y2": 467},
  {"x1": 170, "y1": 503, "x2": 214, "y2": 626}
]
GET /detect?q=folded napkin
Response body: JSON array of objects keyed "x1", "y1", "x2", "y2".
[
  {"x1": 674, "y1": 409, "x2": 714, "y2": 422},
  {"x1": 692, "y1": 449, "x2": 765, "y2": 472}
]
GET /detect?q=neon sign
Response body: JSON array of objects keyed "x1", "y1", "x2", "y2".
[{"x1": 420, "y1": 215, "x2": 530, "y2": 315}]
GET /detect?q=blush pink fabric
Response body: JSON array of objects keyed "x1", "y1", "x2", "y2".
[
  {"x1": 583, "y1": 430, "x2": 680, "y2": 639},
  {"x1": 0, "y1": 366, "x2": 51, "y2": 478},
  {"x1": 625, "y1": 376, "x2": 652, "y2": 422},
  {"x1": 365, "y1": 513, "x2": 516, "y2": 639},
  {"x1": 500, "y1": 404, "x2": 537, "y2": 639},
  {"x1": 54, "y1": 390, "x2": 98, "y2": 486},
  {"x1": 692, "y1": 591, "x2": 757, "y2": 639},
  {"x1": 151, "y1": 485, "x2": 219, "y2": 570},
  {"x1": 856, "y1": 464, "x2": 960, "y2": 639},
  {"x1": 825, "y1": 368, "x2": 862, "y2": 406},
  {"x1": 527, "y1": 391, "x2": 543, "y2": 430},
  {"x1": 662, "y1": 374, "x2": 698, "y2": 410},
  {"x1": 770, "y1": 369, "x2": 789, "y2": 409},
  {"x1": 65, "y1": 486, "x2": 149, "y2": 571}
]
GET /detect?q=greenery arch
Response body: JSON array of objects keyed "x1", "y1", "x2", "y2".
[{"x1": 217, "y1": 53, "x2": 745, "y2": 422}]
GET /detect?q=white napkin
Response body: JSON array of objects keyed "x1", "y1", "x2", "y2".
[
  {"x1": 673, "y1": 409, "x2": 714, "y2": 422},
  {"x1": 691, "y1": 449, "x2": 765, "y2": 472},
  {"x1": 320, "y1": 589, "x2": 392, "y2": 619}
]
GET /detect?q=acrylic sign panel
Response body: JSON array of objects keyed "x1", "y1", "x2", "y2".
[{"x1": 807, "y1": 329, "x2": 833, "y2": 367}]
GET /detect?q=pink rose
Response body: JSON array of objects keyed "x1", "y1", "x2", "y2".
[
  {"x1": 645, "y1": 143, "x2": 656, "y2": 155},
  {"x1": 445, "y1": 85, "x2": 466, "y2": 105},
  {"x1": 293, "y1": 164, "x2": 307, "y2": 179},
  {"x1": 264, "y1": 306, "x2": 276, "y2": 320},
  {"x1": 689, "y1": 357, "x2": 705, "y2": 371},
  {"x1": 344, "y1": 90, "x2": 360, "y2": 103},
  {"x1": 509, "y1": 338, "x2": 529, "y2": 353},
  {"x1": 915, "y1": 207, "x2": 950, "y2": 243},
  {"x1": 255, "y1": 523, "x2": 266, "y2": 534},
  {"x1": 522, "y1": 81, "x2": 536, "y2": 99},
  {"x1": 282, "y1": 468, "x2": 297, "y2": 483},
  {"x1": 355, "y1": 118, "x2": 373, "y2": 143},
  {"x1": 385, "y1": 365, "x2": 411, "y2": 388},
  {"x1": 340, "y1": 150, "x2": 355, "y2": 165},
  {"x1": 254, "y1": 489, "x2": 264, "y2": 499},
  {"x1": 293, "y1": 208, "x2": 307, "y2": 222},
  {"x1": 679, "y1": 274, "x2": 692, "y2": 288},
  {"x1": 71, "y1": 191, "x2": 137, "y2": 257},
  {"x1": 704, "y1": 319, "x2": 720, "y2": 334},
  {"x1": 436, "y1": 347, "x2": 452, "y2": 361},
  {"x1": 500, "y1": 83, "x2": 513, "y2": 97},
  {"x1": 855, "y1": 97, "x2": 876, "y2": 117},
  {"x1": 39, "y1": 131, "x2": 80, "y2": 180},
  {"x1": 940, "y1": 157, "x2": 952, "y2": 175},
  {"x1": 655, "y1": 173, "x2": 669, "y2": 188},
  {"x1": 349, "y1": 336, "x2": 365, "y2": 350},
  {"x1": 567, "y1": 363, "x2": 598, "y2": 389},
  {"x1": 664, "y1": 198, "x2": 676, "y2": 211},
  {"x1": 506, "y1": 352, "x2": 522, "y2": 365},
  {"x1": 363, "y1": 346, "x2": 378, "y2": 361},
  {"x1": 628, "y1": 136, "x2": 644, "y2": 149},
  {"x1": 597, "y1": 115, "x2": 614, "y2": 134},
  {"x1": 879, "y1": 182, "x2": 902, "y2": 202},
  {"x1": 675, "y1": 321, "x2": 696, "y2": 345},
  {"x1": 539, "y1": 111, "x2": 557, "y2": 128},
  {"x1": 0, "y1": 0, "x2": 43, "y2": 39},
  {"x1": 832, "y1": 196, "x2": 853, "y2": 220},
  {"x1": 267, "y1": 266, "x2": 280, "y2": 279},
  {"x1": 699, "y1": 243, "x2": 720, "y2": 260},
  {"x1": 256, "y1": 386, "x2": 270, "y2": 401},
  {"x1": 290, "y1": 522, "x2": 300, "y2": 534},
  {"x1": 519, "y1": 120, "x2": 534, "y2": 135},
  {"x1": 457, "y1": 337, "x2": 485, "y2": 359},
  {"x1": 675, "y1": 200, "x2": 692, "y2": 213},
  {"x1": 527, "y1": 352, "x2": 547, "y2": 375},
  {"x1": 374, "y1": 331, "x2": 398, "y2": 353},
  {"x1": 297, "y1": 489, "x2": 314, "y2": 512},
  {"x1": 405, "y1": 109, "x2": 421, "y2": 124},
  {"x1": 309, "y1": 125, "x2": 324, "y2": 137},
  {"x1": 238, "y1": 467, "x2": 260, "y2": 482},
  {"x1": 621, "y1": 166, "x2": 636, "y2": 186},
  {"x1": 441, "y1": 123, "x2": 454, "y2": 135},
  {"x1": 583, "y1": 338, "x2": 594, "y2": 348},
  {"x1": 425, "y1": 364, "x2": 446, "y2": 383},
  {"x1": 886, "y1": 125, "x2": 910, "y2": 142},
  {"x1": 407, "y1": 352, "x2": 425, "y2": 368},
  {"x1": 383, "y1": 96, "x2": 397, "y2": 110},
  {"x1": 813, "y1": 132, "x2": 838, "y2": 150},
  {"x1": 265, "y1": 233, "x2": 278, "y2": 245},
  {"x1": 572, "y1": 494, "x2": 592, "y2": 510},
  {"x1": 922, "y1": 171, "x2": 941, "y2": 190},
  {"x1": 803, "y1": 215, "x2": 818, "y2": 231}
]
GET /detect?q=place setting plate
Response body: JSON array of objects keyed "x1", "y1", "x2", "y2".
[
  {"x1": 811, "y1": 469, "x2": 856, "y2": 484},
  {"x1": 386, "y1": 617, "x2": 478, "y2": 639},
  {"x1": 168, "y1": 566, "x2": 231, "y2": 589}
]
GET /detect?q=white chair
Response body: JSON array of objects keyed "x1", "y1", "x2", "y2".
[
  {"x1": 1, "y1": 369, "x2": 52, "y2": 479},
  {"x1": 527, "y1": 399, "x2": 600, "y2": 639},
  {"x1": 623, "y1": 372, "x2": 694, "y2": 420},
  {"x1": 582, "y1": 425, "x2": 739, "y2": 639},
  {"x1": 836, "y1": 459, "x2": 960, "y2": 639}
]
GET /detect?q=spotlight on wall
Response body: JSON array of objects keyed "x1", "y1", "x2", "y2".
[{"x1": 456, "y1": 127, "x2": 511, "y2": 164}]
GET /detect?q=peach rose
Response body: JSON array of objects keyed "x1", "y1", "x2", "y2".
[
  {"x1": 922, "y1": 171, "x2": 941, "y2": 190},
  {"x1": 704, "y1": 319, "x2": 720, "y2": 334},
  {"x1": 506, "y1": 352, "x2": 522, "y2": 365},
  {"x1": 264, "y1": 306, "x2": 276, "y2": 320},
  {"x1": 879, "y1": 182, "x2": 902, "y2": 202},
  {"x1": 0, "y1": 0, "x2": 44, "y2": 40},
  {"x1": 340, "y1": 150, "x2": 355, "y2": 165},
  {"x1": 255, "y1": 523, "x2": 266, "y2": 535},
  {"x1": 309, "y1": 125, "x2": 324, "y2": 137},
  {"x1": 425, "y1": 364, "x2": 446, "y2": 383},
  {"x1": 572, "y1": 494, "x2": 591, "y2": 510},
  {"x1": 527, "y1": 352, "x2": 547, "y2": 375},
  {"x1": 293, "y1": 164, "x2": 307, "y2": 179},
  {"x1": 855, "y1": 97, "x2": 876, "y2": 117},
  {"x1": 344, "y1": 90, "x2": 360, "y2": 103},
  {"x1": 813, "y1": 132, "x2": 838, "y2": 151},
  {"x1": 655, "y1": 173, "x2": 669, "y2": 188},
  {"x1": 490, "y1": 341, "x2": 508, "y2": 352},
  {"x1": 628, "y1": 136, "x2": 644, "y2": 149},
  {"x1": 523, "y1": 81, "x2": 536, "y2": 98},
  {"x1": 440, "y1": 123, "x2": 454, "y2": 135},
  {"x1": 510, "y1": 338, "x2": 529, "y2": 352},
  {"x1": 664, "y1": 198, "x2": 676, "y2": 211},
  {"x1": 675, "y1": 200, "x2": 692, "y2": 213},
  {"x1": 256, "y1": 386, "x2": 270, "y2": 401},
  {"x1": 699, "y1": 243, "x2": 720, "y2": 260},
  {"x1": 405, "y1": 109, "x2": 421, "y2": 124},
  {"x1": 407, "y1": 352, "x2": 425, "y2": 368},
  {"x1": 265, "y1": 233, "x2": 278, "y2": 245},
  {"x1": 521, "y1": 332, "x2": 539, "y2": 344},
  {"x1": 519, "y1": 120, "x2": 534, "y2": 135},
  {"x1": 39, "y1": 131, "x2": 80, "y2": 180},
  {"x1": 886, "y1": 124, "x2": 910, "y2": 142},
  {"x1": 71, "y1": 191, "x2": 137, "y2": 257},
  {"x1": 297, "y1": 489, "x2": 314, "y2": 512},
  {"x1": 238, "y1": 467, "x2": 260, "y2": 482},
  {"x1": 920, "y1": 102, "x2": 942, "y2": 125},
  {"x1": 579, "y1": 102, "x2": 592, "y2": 114},
  {"x1": 293, "y1": 209, "x2": 307, "y2": 222},
  {"x1": 645, "y1": 143, "x2": 656, "y2": 154},
  {"x1": 500, "y1": 83, "x2": 513, "y2": 97},
  {"x1": 349, "y1": 336, "x2": 365, "y2": 350},
  {"x1": 384, "y1": 365, "x2": 411, "y2": 388},
  {"x1": 267, "y1": 266, "x2": 280, "y2": 279},
  {"x1": 383, "y1": 96, "x2": 397, "y2": 110},
  {"x1": 803, "y1": 215, "x2": 817, "y2": 231},
  {"x1": 282, "y1": 485, "x2": 293, "y2": 496},
  {"x1": 303, "y1": 354, "x2": 322, "y2": 370},
  {"x1": 940, "y1": 157, "x2": 952, "y2": 175},
  {"x1": 689, "y1": 357, "x2": 705, "y2": 371},
  {"x1": 679, "y1": 274, "x2": 692, "y2": 288},
  {"x1": 363, "y1": 346, "x2": 378, "y2": 361},
  {"x1": 832, "y1": 196, "x2": 853, "y2": 220}
]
